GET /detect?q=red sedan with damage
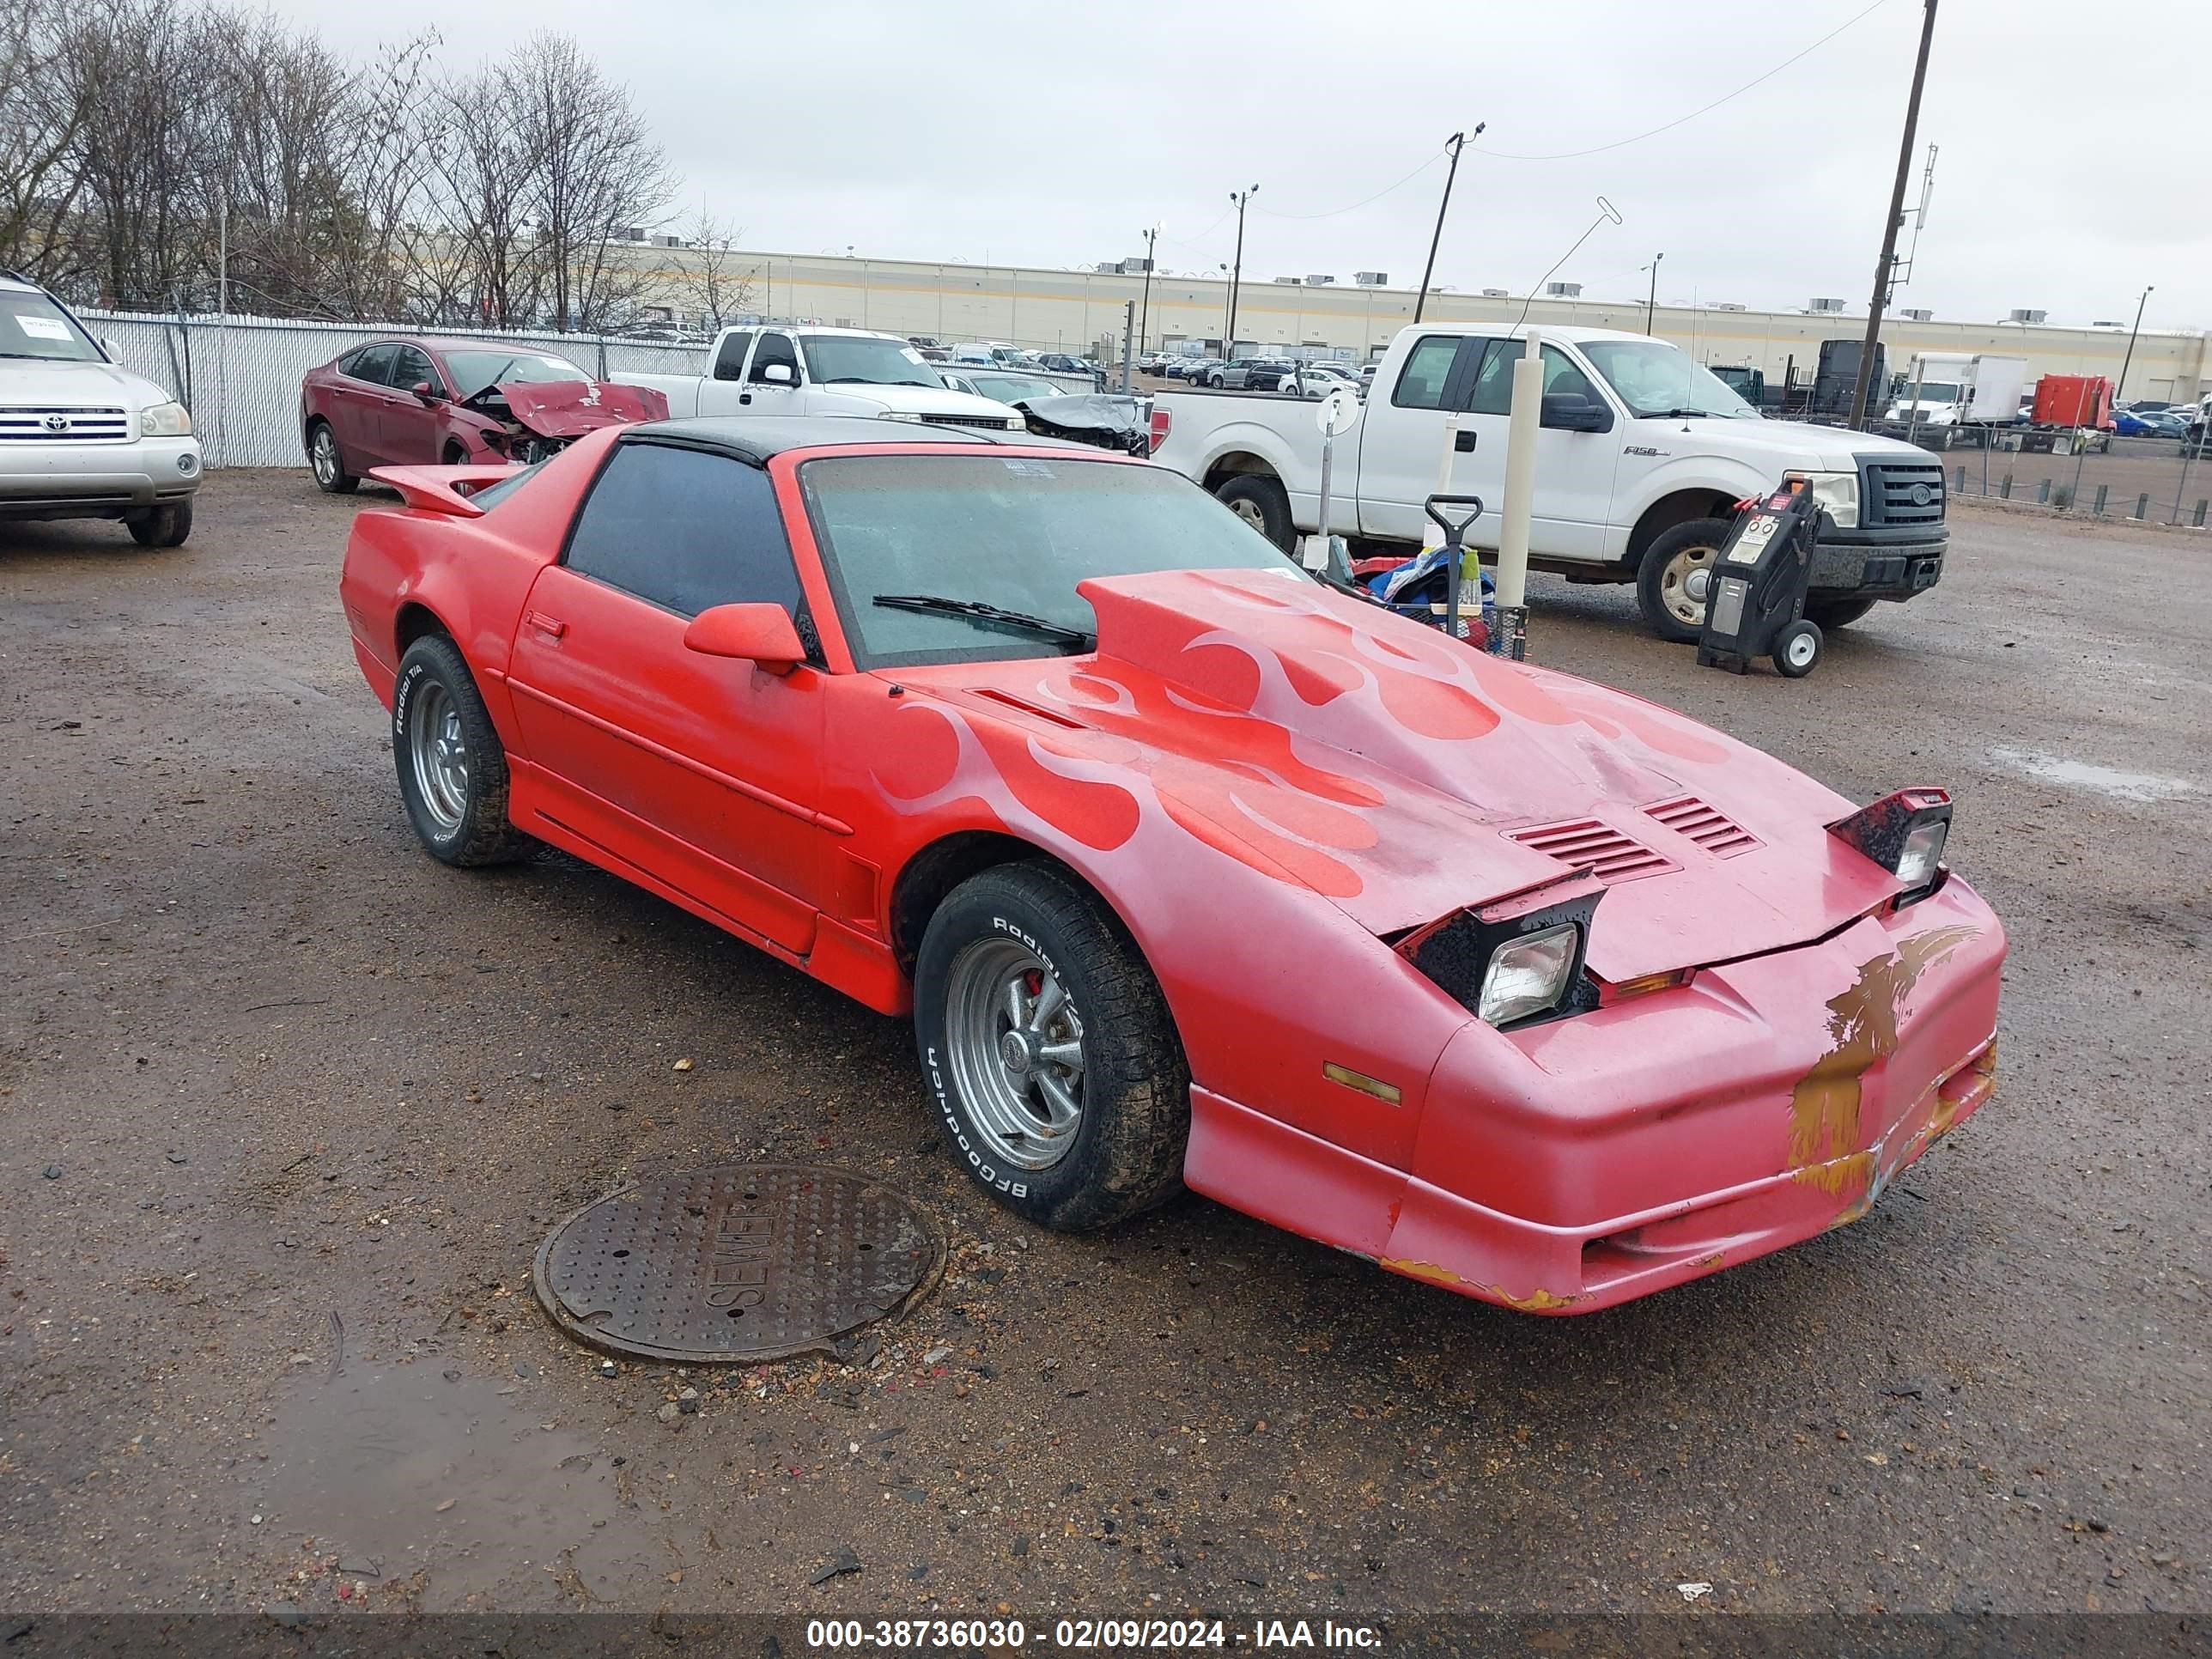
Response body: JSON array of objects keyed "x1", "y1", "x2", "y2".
[
  {"x1": 300, "y1": 337, "x2": 664, "y2": 493},
  {"x1": 337, "y1": 416, "x2": 2006, "y2": 1315}
]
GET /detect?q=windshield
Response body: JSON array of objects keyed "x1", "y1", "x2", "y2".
[
  {"x1": 799, "y1": 453, "x2": 1308, "y2": 667},
  {"x1": 443, "y1": 350, "x2": 588, "y2": 397},
  {"x1": 1901, "y1": 380, "x2": 1963, "y2": 402},
  {"x1": 1577, "y1": 340, "x2": 1759, "y2": 419},
  {"x1": 965, "y1": 374, "x2": 1064, "y2": 405},
  {"x1": 0, "y1": 289, "x2": 103, "y2": 362},
  {"x1": 799, "y1": 334, "x2": 944, "y2": 388}
]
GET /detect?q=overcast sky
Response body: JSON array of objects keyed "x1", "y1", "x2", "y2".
[{"x1": 280, "y1": 0, "x2": 2207, "y2": 332}]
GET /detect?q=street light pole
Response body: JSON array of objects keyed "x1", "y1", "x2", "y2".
[
  {"x1": 1644, "y1": 252, "x2": 1663, "y2": 335},
  {"x1": 1413, "y1": 127, "x2": 1480, "y2": 325},
  {"x1": 2117, "y1": 283, "x2": 2154, "y2": 402},
  {"x1": 1846, "y1": 0, "x2": 1940, "y2": 431},
  {"x1": 1225, "y1": 185, "x2": 1257, "y2": 353},
  {"x1": 1138, "y1": 226, "x2": 1158, "y2": 358}
]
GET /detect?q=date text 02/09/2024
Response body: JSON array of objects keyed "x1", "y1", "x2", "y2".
[{"x1": 803, "y1": 1619, "x2": 1385, "y2": 1650}]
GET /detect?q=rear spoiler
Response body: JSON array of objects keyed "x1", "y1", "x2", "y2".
[{"x1": 366, "y1": 463, "x2": 520, "y2": 517}]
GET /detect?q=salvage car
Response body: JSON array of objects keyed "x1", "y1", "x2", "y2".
[
  {"x1": 339, "y1": 416, "x2": 2005, "y2": 1315},
  {"x1": 299, "y1": 338, "x2": 665, "y2": 492}
]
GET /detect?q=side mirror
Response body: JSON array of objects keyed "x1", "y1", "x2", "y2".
[
  {"x1": 683, "y1": 603, "x2": 806, "y2": 675},
  {"x1": 759, "y1": 362, "x2": 795, "y2": 386},
  {"x1": 1540, "y1": 392, "x2": 1612, "y2": 433},
  {"x1": 411, "y1": 380, "x2": 441, "y2": 403}
]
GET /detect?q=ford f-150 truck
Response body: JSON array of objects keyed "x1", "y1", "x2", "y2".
[
  {"x1": 625, "y1": 325, "x2": 1026, "y2": 432},
  {"x1": 1, "y1": 271, "x2": 201, "y2": 547},
  {"x1": 1150, "y1": 323, "x2": 1949, "y2": 639}
]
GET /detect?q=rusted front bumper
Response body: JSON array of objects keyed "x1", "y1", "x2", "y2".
[{"x1": 1185, "y1": 875, "x2": 2005, "y2": 1316}]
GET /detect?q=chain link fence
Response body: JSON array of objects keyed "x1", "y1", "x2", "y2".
[
  {"x1": 76, "y1": 309, "x2": 708, "y2": 469},
  {"x1": 1939, "y1": 433, "x2": 2212, "y2": 527}
]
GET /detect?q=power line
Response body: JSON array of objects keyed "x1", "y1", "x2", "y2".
[
  {"x1": 1473, "y1": 0, "x2": 1893, "y2": 162},
  {"x1": 1252, "y1": 147, "x2": 1449, "y2": 221}
]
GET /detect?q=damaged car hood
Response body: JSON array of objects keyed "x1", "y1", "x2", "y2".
[
  {"x1": 470, "y1": 380, "x2": 668, "y2": 437},
  {"x1": 888, "y1": 568, "x2": 1904, "y2": 981}
]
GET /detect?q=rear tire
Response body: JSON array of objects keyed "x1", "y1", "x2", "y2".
[
  {"x1": 1804, "y1": 595, "x2": 1878, "y2": 630},
  {"x1": 392, "y1": 634, "x2": 535, "y2": 867},
  {"x1": 1636, "y1": 516, "x2": 1733, "y2": 642},
  {"x1": 914, "y1": 862, "x2": 1189, "y2": 1232},
  {"x1": 1214, "y1": 473, "x2": 1295, "y2": 552},
  {"x1": 308, "y1": 421, "x2": 357, "y2": 494},
  {"x1": 127, "y1": 501, "x2": 191, "y2": 548}
]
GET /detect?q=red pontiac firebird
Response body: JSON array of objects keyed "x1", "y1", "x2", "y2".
[
  {"x1": 337, "y1": 416, "x2": 2006, "y2": 1315},
  {"x1": 299, "y1": 337, "x2": 665, "y2": 492}
]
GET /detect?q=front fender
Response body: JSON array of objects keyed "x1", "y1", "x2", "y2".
[{"x1": 1613, "y1": 455, "x2": 1773, "y2": 556}]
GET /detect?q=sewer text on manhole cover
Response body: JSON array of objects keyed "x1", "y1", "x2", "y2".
[{"x1": 532, "y1": 1164, "x2": 945, "y2": 1364}]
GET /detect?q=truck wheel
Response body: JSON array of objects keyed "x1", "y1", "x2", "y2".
[
  {"x1": 127, "y1": 501, "x2": 192, "y2": 548},
  {"x1": 307, "y1": 421, "x2": 357, "y2": 494},
  {"x1": 392, "y1": 635, "x2": 536, "y2": 867},
  {"x1": 1637, "y1": 518, "x2": 1732, "y2": 642},
  {"x1": 1804, "y1": 595, "x2": 1877, "y2": 630},
  {"x1": 914, "y1": 861, "x2": 1190, "y2": 1232},
  {"x1": 1215, "y1": 475, "x2": 1295, "y2": 552},
  {"x1": 1773, "y1": 619, "x2": 1822, "y2": 678}
]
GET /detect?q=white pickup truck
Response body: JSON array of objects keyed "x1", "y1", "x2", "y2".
[
  {"x1": 1, "y1": 270, "x2": 201, "y2": 546},
  {"x1": 625, "y1": 324, "x2": 1026, "y2": 433},
  {"x1": 1151, "y1": 323, "x2": 1950, "y2": 639}
]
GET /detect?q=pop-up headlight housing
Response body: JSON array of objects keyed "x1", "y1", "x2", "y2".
[
  {"x1": 1395, "y1": 877, "x2": 1603, "y2": 1030},
  {"x1": 1827, "y1": 787, "x2": 1953, "y2": 903}
]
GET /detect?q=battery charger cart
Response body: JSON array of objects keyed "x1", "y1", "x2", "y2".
[{"x1": 1695, "y1": 477, "x2": 1825, "y2": 678}]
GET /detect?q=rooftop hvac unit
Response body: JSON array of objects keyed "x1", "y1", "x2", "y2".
[
  {"x1": 1545, "y1": 282, "x2": 1582, "y2": 298},
  {"x1": 1305, "y1": 274, "x2": 1336, "y2": 285},
  {"x1": 1899, "y1": 307, "x2": 1932, "y2": 321},
  {"x1": 1713, "y1": 301, "x2": 1747, "y2": 312},
  {"x1": 650, "y1": 234, "x2": 681, "y2": 248},
  {"x1": 1354, "y1": 271, "x2": 1389, "y2": 286},
  {"x1": 1481, "y1": 288, "x2": 1509, "y2": 297},
  {"x1": 1808, "y1": 297, "x2": 1847, "y2": 313},
  {"x1": 1273, "y1": 276, "x2": 1303, "y2": 285},
  {"x1": 2008, "y1": 308, "x2": 2047, "y2": 324},
  {"x1": 2091, "y1": 319, "x2": 2124, "y2": 328},
  {"x1": 1119, "y1": 257, "x2": 1153, "y2": 274},
  {"x1": 1095, "y1": 262, "x2": 1120, "y2": 274}
]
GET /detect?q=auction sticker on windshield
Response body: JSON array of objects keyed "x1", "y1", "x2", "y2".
[
  {"x1": 1001, "y1": 459, "x2": 1056, "y2": 478},
  {"x1": 15, "y1": 315, "x2": 72, "y2": 340}
]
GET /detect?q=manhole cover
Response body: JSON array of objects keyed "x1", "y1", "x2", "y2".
[{"x1": 532, "y1": 1164, "x2": 945, "y2": 1364}]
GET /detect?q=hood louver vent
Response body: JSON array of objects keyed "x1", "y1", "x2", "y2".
[
  {"x1": 1644, "y1": 795, "x2": 1760, "y2": 857},
  {"x1": 1505, "y1": 819, "x2": 1675, "y2": 884}
]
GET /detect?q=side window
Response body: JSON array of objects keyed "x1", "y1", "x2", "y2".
[
  {"x1": 1467, "y1": 339, "x2": 1517, "y2": 416},
  {"x1": 711, "y1": 330, "x2": 757, "y2": 382},
  {"x1": 749, "y1": 332, "x2": 799, "y2": 385},
  {"x1": 1540, "y1": 344, "x2": 1599, "y2": 403},
  {"x1": 350, "y1": 343, "x2": 398, "y2": 386},
  {"x1": 564, "y1": 442, "x2": 803, "y2": 620},
  {"x1": 390, "y1": 346, "x2": 439, "y2": 394},
  {"x1": 1391, "y1": 336, "x2": 1464, "y2": 410}
]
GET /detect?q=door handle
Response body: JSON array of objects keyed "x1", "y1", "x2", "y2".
[
  {"x1": 524, "y1": 611, "x2": 568, "y2": 638},
  {"x1": 1454, "y1": 429, "x2": 1478, "y2": 453},
  {"x1": 738, "y1": 392, "x2": 751, "y2": 405}
]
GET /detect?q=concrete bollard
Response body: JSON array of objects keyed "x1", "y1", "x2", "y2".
[
  {"x1": 2037, "y1": 478, "x2": 2051, "y2": 504},
  {"x1": 2000, "y1": 472, "x2": 2013, "y2": 499},
  {"x1": 2093, "y1": 483, "x2": 2108, "y2": 516},
  {"x1": 2135, "y1": 492, "x2": 2149, "y2": 520}
]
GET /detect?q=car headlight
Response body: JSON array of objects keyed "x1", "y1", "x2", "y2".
[
  {"x1": 1826, "y1": 787, "x2": 1952, "y2": 902},
  {"x1": 875, "y1": 410, "x2": 927, "y2": 423},
  {"x1": 1893, "y1": 817, "x2": 1948, "y2": 890},
  {"x1": 140, "y1": 401, "x2": 192, "y2": 438},
  {"x1": 1783, "y1": 468, "x2": 1856, "y2": 528},
  {"x1": 1003, "y1": 416, "x2": 1024, "y2": 431},
  {"x1": 1477, "y1": 923, "x2": 1583, "y2": 1027}
]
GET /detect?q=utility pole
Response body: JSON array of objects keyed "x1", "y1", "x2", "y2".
[
  {"x1": 1225, "y1": 185, "x2": 1257, "y2": 353},
  {"x1": 2117, "y1": 283, "x2": 2154, "y2": 402},
  {"x1": 1847, "y1": 0, "x2": 1940, "y2": 431},
  {"x1": 1138, "y1": 226, "x2": 1158, "y2": 358},
  {"x1": 1413, "y1": 127, "x2": 1480, "y2": 325},
  {"x1": 1644, "y1": 252, "x2": 1663, "y2": 335}
]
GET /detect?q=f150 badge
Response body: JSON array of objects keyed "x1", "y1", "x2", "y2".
[{"x1": 1625, "y1": 444, "x2": 1666, "y2": 457}]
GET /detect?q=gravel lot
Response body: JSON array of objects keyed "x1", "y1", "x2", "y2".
[{"x1": 2, "y1": 474, "x2": 2205, "y2": 1625}]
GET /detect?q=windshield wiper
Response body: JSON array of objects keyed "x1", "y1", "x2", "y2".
[
  {"x1": 872, "y1": 593, "x2": 1095, "y2": 649},
  {"x1": 1651, "y1": 408, "x2": 1715, "y2": 420}
]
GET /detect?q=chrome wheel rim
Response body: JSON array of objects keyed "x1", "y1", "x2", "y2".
[
  {"x1": 312, "y1": 428, "x2": 337, "y2": 486},
  {"x1": 1661, "y1": 544, "x2": 1719, "y2": 628},
  {"x1": 406, "y1": 680, "x2": 470, "y2": 835},
  {"x1": 943, "y1": 938, "x2": 1085, "y2": 1171},
  {"x1": 1228, "y1": 496, "x2": 1268, "y2": 532}
]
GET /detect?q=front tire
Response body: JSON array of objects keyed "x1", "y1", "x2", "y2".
[
  {"x1": 392, "y1": 634, "x2": 535, "y2": 867},
  {"x1": 1636, "y1": 516, "x2": 1732, "y2": 642},
  {"x1": 308, "y1": 421, "x2": 358, "y2": 494},
  {"x1": 1804, "y1": 595, "x2": 1877, "y2": 630},
  {"x1": 1214, "y1": 473, "x2": 1295, "y2": 552},
  {"x1": 914, "y1": 862, "x2": 1190, "y2": 1231},
  {"x1": 128, "y1": 501, "x2": 191, "y2": 548}
]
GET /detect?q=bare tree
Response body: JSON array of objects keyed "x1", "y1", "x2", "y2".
[
  {"x1": 503, "y1": 33, "x2": 672, "y2": 332},
  {"x1": 669, "y1": 212, "x2": 753, "y2": 332},
  {"x1": 0, "y1": 0, "x2": 94, "y2": 288},
  {"x1": 428, "y1": 58, "x2": 545, "y2": 329}
]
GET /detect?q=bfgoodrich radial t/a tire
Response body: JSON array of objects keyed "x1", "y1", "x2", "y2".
[
  {"x1": 915, "y1": 862, "x2": 1190, "y2": 1231},
  {"x1": 391, "y1": 634, "x2": 535, "y2": 867}
]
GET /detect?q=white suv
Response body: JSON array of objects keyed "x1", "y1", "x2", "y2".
[{"x1": 0, "y1": 272, "x2": 200, "y2": 546}]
